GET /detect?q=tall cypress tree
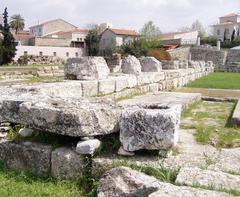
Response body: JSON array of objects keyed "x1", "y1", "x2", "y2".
[{"x1": 0, "y1": 7, "x2": 16, "y2": 65}]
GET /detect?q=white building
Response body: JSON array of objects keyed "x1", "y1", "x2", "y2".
[
  {"x1": 212, "y1": 13, "x2": 240, "y2": 41},
  {"x1": 161, "y1": 31, "x2": 199, "y2": 46},
  {"x1": 100, "y1": 28, "x2": 139, "y2": 55}
]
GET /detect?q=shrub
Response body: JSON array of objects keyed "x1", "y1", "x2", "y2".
[
  {"x1": 121, "y1": 38, "x2": 161, "y2": 57},
  {"x1": 147, "y1": 48, "x2": 171, "y2": 61},
  {"x1": 201, "y1": 36, "x2": 218, "y2": 46}
]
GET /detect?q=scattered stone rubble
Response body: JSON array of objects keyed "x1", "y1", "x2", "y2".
[
  {"x1": 97, "y1": 166, "x2": 231, "y2": 197},
  {"x1": 0, "y1": 55, "x2": 225, "y2": 196},
  {"x1": 17, "y1": 55, "x2": 65, "y2": 65}
]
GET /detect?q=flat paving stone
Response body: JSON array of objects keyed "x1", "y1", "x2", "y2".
[
  {"x1": 118, "y1": 92, "x2": 201, "y2": 111},
  {"x1": 176, "y1": 167, "x2": 240, "y2": 192},
  {"x1": 231, "y1": 99, "x2": 240, "y2": 126}
]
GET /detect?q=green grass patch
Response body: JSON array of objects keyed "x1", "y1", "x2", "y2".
[
  {"x1": 181, "y1": 101, "x2": 240, "y2": 148},
  {"x1": 187, "y1": 72, "x2": 240, "y2": 89},
  {"x1": 0, "y1": 161, "x2": 83, "y2": 197}
]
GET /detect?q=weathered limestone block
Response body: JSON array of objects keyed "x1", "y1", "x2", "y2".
[
  {"x1": 119, "y1": 104, "x2": 181, "y2": 152},
  {"x1": 139, "y1": 57, "x2": 162, "y2": 72},
  {"x1": 149, "y1": 186, "x2": 231, "y2": 197},
  {"x1": 76, "y1": 139, "x2": 101, "y2": 155},
  {"x1": 231, "y1": 99, "x2": 240, "y2": 126},
  {"x1": 64, "y1": 57, "x2": 110, "y2": 80},
  {"x1": 127, "y1": 74, "x2": 138, "y2": 88},
  {"x1": 179, "y1": 60, "x2": 189, "y2": 69},
  {"x1": 162, "y1": 60, "x2": 179, "y2": 70},
  {"x1": 97, "y1": 166, "x2": 230, "y2": 197},
  {"x1": 176, "y1": 167, "x2": 240, "y2": 192},
  {"x1": 0, "y1": 140, "x2": 52, "y2": 177},
  {"x1": 121, "y1": 55, "x2": 141, "y2": 75},
  {"x1": 114, "y1": 75, "x2": 129, "y2": 92},
  {"x1": 98, "y1": 78, "x2": 115, "y2": 95},
  {"x1": 0, "y1": 90, "x2": 121, "y2": 137},
  {"x1": 97, "y1": 166, "x2": 163, "y2": 197},
  {"x1": 81, "y1": 80, "x2": 99, "y2": 97},
  {"x1": 51, "y1": 147, "x2": 84, "y2": 180},
  {"x1": 136, "y1": 72, "x2": 165, "y2": 86}
]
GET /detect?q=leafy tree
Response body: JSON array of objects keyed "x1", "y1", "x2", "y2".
[
  {"x1": 231, "y1": 29, "x2": 236, "y2": 41},
  {"x1": 121, "y1": 38, "x2": 161, "y2": 57},
  {"x1": 179, "y1": 20, "x2": 206, "y2": 38},
  {"x1": 140, "y1": 21, "x2": 162, "y2": 38},
  {"x1": 0, "y1": 7, "x2": 16, "y2": 65},
  {"x1": 191, "y1": 20, "x2": 206, "y2": 38},
  {"x1": 85, "y1": 29, "x2": 101, "y2": 56},
  {"x1": 10, "y1": 14, "x2": 25, "y2": 34}
]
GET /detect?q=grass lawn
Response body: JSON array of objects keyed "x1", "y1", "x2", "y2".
[
  {"x1": 181, "y1": 101, "x2": 240, "y2": 148},
  {"x1": 0, "y1": 163, "x2": 83, "y2": 197},
  {"x1": 187, "y1": 72, "x2": 240, "y2": 89}
]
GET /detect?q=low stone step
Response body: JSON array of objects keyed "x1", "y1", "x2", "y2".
[
  {"x1": 149, "y1": 185, "x2": 232, "y2": 197},
  {"x1": 97, "y1": 166, "x2": 232, "y2": 197},
  {"x1": 231, "y1": 99, "x2": 240, "y2": 126},
  {"x1": 208, "y1": 148, "x2": 240, "y2": 175},
  {"x1": 176, "y1": 167, "x2": 240, "y2": 193}
]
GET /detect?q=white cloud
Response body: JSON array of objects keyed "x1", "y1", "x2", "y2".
[{"x1": 0, "y1": 0, "x2": 239, "y2": 32}]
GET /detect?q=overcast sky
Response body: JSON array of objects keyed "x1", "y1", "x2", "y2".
[{"x1": 0, "y1": 0, "x2": 239, "y2": 33}]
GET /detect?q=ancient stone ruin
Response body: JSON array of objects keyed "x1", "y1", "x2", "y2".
[{"x1": 0, "y1": 55, "x2": 218, "y2": 196}]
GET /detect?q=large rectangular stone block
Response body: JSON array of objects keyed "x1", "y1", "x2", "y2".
[
  {"x1": 51, "y1": 147, "x2": 84, "y2": 180},
  {"x1": 98, "y1": 78, "x2": 115, "y2": 95},
  {"x1": 81, "y1": 80, "x2": 98, "y2": 97},
  {"x1": 119, "y1": 104, "x2": 181, "y2": 152},
  {"x1": 0, "y1": 140, "x2": 52, "y2": 178}
]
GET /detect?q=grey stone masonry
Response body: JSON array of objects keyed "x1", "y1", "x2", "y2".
[
  {"x1": 0, "y1": 140, "x2": 52, "y2": 178},
  {"x1": 51, "y1": 147, "x2": 84, "y2": 180},
  {"x1": 176, "y1": 167, "x2": 240, "y2": 192}
]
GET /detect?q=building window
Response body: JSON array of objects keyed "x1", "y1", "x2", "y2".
[
  {"x1": 77, "y1": 38, "x2": 80, "y2": 41},
  {"x1": 75, "y1": 52, "x2": 79, "y2": 57},
  {"x1": 53, "y1": 52, "x2": 57, "y2": 56},
  {"x1": 24, "y1": 51, "x2": 28, "y2": 55},
  {"x1": 111, "y1": 37, "x2": 114, "y2": 44},
  {"x1": 39, "y1": 51, "x2": 43, "y2": 56},
  {"x1": 66, "y1": 52, "x2": 69, "y2": 57},
  {"x1": 217, "y1": 29, "x2": 220, "y2": 35},
  {"x1": 103, "y1": 38, "x2": 105, "y2": 45},
  {"x1": 80, "y1": 38, "x2": 83, "y2": 41}
]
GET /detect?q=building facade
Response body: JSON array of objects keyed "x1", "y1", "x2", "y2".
[
  {"x1": 29, "y1": 19, "x2": 77, "y2": 37},
  {"x1": 212, "y1": 13, "x2": 240, "y2": 41},
  {"x1": 100, "y1": 28, "x2": 139, "y2": 55},
  {"x1": 161, "y1": 31, "x2": 199, "y2": 46}
]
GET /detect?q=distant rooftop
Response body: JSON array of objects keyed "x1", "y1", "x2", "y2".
[
  {"x1": 220, "y1": 13, "x2": 239, "y2": 18},
  {"x1": 105, "y1": 28, "x2": 139, "y2": 36},
  {"x1": 29, "y1": 18, "x2": 77, "y2": 29},
  {"x1": 43, "y1": 28, "x2": 89, "y2": 37}
]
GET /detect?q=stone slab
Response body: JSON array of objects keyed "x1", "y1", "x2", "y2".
[
  {"x1": 0, "y1": 140, "x2": 52, "y2": 178},
  {"x1": 0, "y1": 87, "x2": 121, "y2": 137},
  {"x1": 231, "y1": 99, "x2": 240, "y2": 126},
  {"x1": 118, "y1": 92, "x2": 202, "y2": 111},
  {"x1": 51, "y1": 147, "x2": 84, "y2": 180},
  {"x1": 176, "y1": 167, "x2": 240, "y2": 192}
]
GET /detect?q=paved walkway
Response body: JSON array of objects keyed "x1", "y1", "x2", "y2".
[{"x1": 175, "y1": 87, "x2": 240, "y2": 99}]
